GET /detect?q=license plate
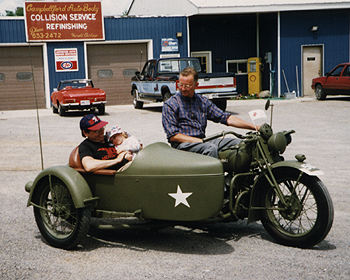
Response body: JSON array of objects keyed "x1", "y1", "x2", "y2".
[{"x1": 80, "y1": 100, "x2": 90, "y2": 105}]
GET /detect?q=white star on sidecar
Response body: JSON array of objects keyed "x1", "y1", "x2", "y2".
[{"x1": 168, "y1": 185, "x2": 193, "y2": 208}]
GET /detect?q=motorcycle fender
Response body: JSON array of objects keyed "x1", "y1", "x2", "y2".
[
  {"x1": 271, "y1": 160, "x2": 324, "y2": 176},
  {"x1": 26, "y1": 165, "x2": 94, "y2": 209}
]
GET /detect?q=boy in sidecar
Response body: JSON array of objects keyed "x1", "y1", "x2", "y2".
[{"x1": 78, "y1": 114, "x2": 133, "y2": 172}]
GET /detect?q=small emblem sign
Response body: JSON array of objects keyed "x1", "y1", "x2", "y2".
[
  {"x1": 54, "y1": 48, "x2": 78, "y2": 72},
  {"x1": 161, "y1": 38, "x2": 179, "y2": 52}
]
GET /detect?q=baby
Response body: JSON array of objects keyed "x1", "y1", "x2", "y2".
[{"x1": 107, "y1": 125, "x2": 142, "y2": 157}]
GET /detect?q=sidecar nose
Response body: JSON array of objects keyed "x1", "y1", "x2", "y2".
[{"x1": 25, "y1": 181, "x2": 33, "y2": 193}]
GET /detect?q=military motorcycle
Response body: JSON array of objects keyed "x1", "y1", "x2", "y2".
[{"x1": 25, "y1": 100, "x2": 334, "y2": 249}]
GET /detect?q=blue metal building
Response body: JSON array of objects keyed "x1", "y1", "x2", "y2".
[
  {"x1": 1, "y1": 1, "x2": 350, "y2": 110},
  {"x1": 0, "y1": 16, "x2": 188, "y2": 110}
]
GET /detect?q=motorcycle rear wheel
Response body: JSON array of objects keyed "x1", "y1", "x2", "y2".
[
  {"x1": 261, "y1": 168, "x2": 333, "y2": 248},
  {"x1": 33, "y1": 178, "x2": 91, "y2": 249}
]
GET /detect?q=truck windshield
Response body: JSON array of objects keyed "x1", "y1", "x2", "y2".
[{"x1": 158, "y1": 59, "x2": 201, "y2": 73}]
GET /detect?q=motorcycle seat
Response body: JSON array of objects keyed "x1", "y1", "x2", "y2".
[{"x1": 68, "y1": 146, "x2": 116, "y2": 176}]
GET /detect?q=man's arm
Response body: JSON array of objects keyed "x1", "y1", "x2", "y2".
[
  {"x1": 226, "y1": 115, "x2": 259, "y2": 130},
  {"x1": 81, "y1": 151, "x2": 129, "y2": 172},
  {"x1": 169, "y1": 133, "x2": 203, "y2": 143}
]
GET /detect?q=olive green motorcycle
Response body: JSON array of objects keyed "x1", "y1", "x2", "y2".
[{"x1": 25, "y1": 101, "x2": 333, "y2": 249}]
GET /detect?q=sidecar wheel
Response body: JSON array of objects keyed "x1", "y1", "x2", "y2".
[
  {"x1": 261, "y1": 168, "x2": 333, "y2": 248},
  {"x1": 32, "y1": 178, "x2": 91, "y2": 250}
]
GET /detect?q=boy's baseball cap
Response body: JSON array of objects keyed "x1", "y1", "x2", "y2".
[
  {"x1": 80, "y1": 114, "x2": 108, "y2": 131},
  {"x1": 107, "y1": 125, "x2": 123, "y2": 140}
]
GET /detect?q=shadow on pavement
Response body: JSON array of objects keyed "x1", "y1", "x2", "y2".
[{"x1": 81, "y1": 219, "x2": 269, "y2": 254}]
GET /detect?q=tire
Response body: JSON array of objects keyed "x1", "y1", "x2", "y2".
[
  {"x1": 32, "y1": 178, "x2": 91, "y2": 250},
  {"x1": 162, "y1": 90, "x2": 172, "y2": 102},
  {"x1": 52, "y1": 105, "x2": 58, "y2": 114},
  {"x1": 315, "y1": 84, "x2": 327, "y2": 100},
  {"x1": 58, "y1": 104, "x2": 66, "y2": 116},
  {"x1": 97, "y1": 104, "x2": 105, "y2": 115},
  {"x1": 212, "y1": 99, "x2": 227, "y2": 111},
  {"x1": 261, "y1": 168, "x2": 334, "y2": 248},
  {"x1": 132, "y1": 89, "x2": 143, "y2": 109}
]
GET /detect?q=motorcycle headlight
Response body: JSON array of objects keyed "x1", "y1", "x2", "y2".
[
  {"x1": 259, "y1": 123, "x2": 273, "y2": 140},
  {"x1": 268, "y1": 132, "x2": 287, "y2": 154}
]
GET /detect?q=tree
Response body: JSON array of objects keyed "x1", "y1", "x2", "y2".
[{"x1": 5, "y1": 7, "x2": 23, "y2": 16}]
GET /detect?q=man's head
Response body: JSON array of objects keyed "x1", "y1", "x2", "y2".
[
  {"x1": 80, "y1": 114, "x2": 108, "y2": 142},
  {"x1": 178, "y1": 67, "x2": 199, "y2": 98}
]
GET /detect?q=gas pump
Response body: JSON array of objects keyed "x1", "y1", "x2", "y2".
[{"x1": 248, "y1": 57, "x2": 262, "y2": 95}]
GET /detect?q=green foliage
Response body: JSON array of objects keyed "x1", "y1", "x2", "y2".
[{"x1": 5, "y1": 7, "x2": 23, "y2": 16}]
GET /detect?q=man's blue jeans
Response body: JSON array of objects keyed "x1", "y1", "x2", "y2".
[{"x1": 175, "y1": 137, "x2": 241, "y2": 158}]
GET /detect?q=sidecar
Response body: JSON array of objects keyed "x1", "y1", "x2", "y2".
[{"x1": 25, "y1": 142, "x2": 225, "y2": 249}]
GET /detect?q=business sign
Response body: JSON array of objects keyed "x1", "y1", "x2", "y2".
[
  {"x1": 54, "y1": 48, "x2": 78, "y2": 72},
  {"x1": 24, "y1": 1, "x2": 104, "y2": 41},
  {"x1": 161, "y1": 38, "x2": 179, "y2": 52}
]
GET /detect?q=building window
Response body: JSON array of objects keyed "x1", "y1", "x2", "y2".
[
  {"x1": 97, "y1": 69, "x2": 113, "y2": 78},
  {"x1": 16, "y1": 72, "x2": 33, "y2": 81},
  {"x1": 226, "y1": 59, "x2": 248, "y2": 74},
  {"x1": 123, "y1": 69, "x2": 138, "y2": 77},
  {"x1": 191, "y1": 51, "x2": 212, "y2": 73},
  {"x1": 0, "y1": 73, "x2": 5, "y2": 82}
]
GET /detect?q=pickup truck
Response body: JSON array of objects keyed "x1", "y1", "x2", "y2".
[
  {"x1": 311, "y1": 62, "x2": 350, "y2": 100},
  {"x1": 131, "y1": 57, "x2": 237, "y2": 111}
]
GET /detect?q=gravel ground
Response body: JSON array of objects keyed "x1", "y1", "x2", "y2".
[{"x1": 0, "y1": 97, "x2": 349, "y2": 279}]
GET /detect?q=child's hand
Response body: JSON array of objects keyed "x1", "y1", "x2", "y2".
[
  {"x1": 116, "y1": 151, "x2": 127, "y2": 161},
  {"x1": 124, "y1": 152, "x2": 133, "y2": 161}
]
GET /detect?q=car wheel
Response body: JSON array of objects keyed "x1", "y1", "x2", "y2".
[
  {"x1": 97, "y1": 104, "x2": 105, "y2": 115},
  {"x1": 315, "y1": 84, "x2": 327, "y2": 100},
  {"x1": 132, "y1": 88, "x2": 143, "y2": 109},
  {"x1": 162, "y1": 90, "x2": 172, "y2": 102},
  {"x1": 212, "y1": 99, "x2": 227, "y2": 111},
  {"x1": 52, "y1": 105, "x2": 58, "y2": 114},
  {"x1": 58, "y1": 104, "x2": 66, "y2": 116}
]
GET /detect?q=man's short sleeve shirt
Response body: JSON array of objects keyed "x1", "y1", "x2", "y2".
[{"x1": 79, "y1": 138, "x2": 118, "y2": 161}]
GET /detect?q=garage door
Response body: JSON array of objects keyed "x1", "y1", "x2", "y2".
[
  {"x1": 87, "y1": 43, "x2": 148, "y2": 105},
  {"x1": 0, "y1": 46, "x2": 45, "y2": 110}
]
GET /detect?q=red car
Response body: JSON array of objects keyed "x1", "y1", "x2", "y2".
[
  {"x1": 311, "y1": 63, "x2": 350, "y2": 100},
  {"x1": 51, "y1": 79, "x2": 106, "y2": 115}
]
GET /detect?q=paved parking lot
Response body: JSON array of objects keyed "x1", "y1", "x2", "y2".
[{"x1": 1, "y1": 97, "x2": 350, "y2": 279}]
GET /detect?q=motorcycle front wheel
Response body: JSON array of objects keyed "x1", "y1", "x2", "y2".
[
  {"x1": 261, "y1": 168, "x2": 333, "y2": 248},
  {"x1": 32, "y1": 178, "x2": 91, "y2": 249}
]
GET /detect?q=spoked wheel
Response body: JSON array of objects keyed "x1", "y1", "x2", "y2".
[
  {"x1": 32, "y1": 178, "x2": 91, "y2": 249},
  {"x1": 261, "y1": 168, "x2": 333, "y2": 248}
]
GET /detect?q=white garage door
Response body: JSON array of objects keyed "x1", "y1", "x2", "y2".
[
  {"x1": 0, "y1": 46, "x2": 45, "y2": 110},
  {"x1": 87, "y1": 43, "x2": 148, "y2": 105}
]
